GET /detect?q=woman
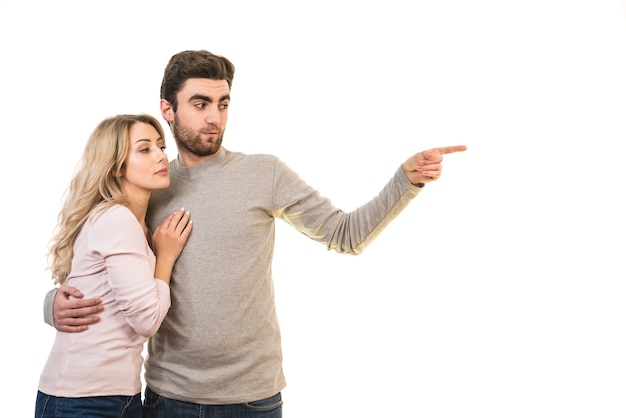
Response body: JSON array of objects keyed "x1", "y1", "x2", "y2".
[{"x1": 35, "y1": 114, "x2": 192, "y2": 417}]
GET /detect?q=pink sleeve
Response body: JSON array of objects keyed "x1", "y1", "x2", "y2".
[{"x1": 91, "y1": 206, "x2": 171, "y2": 337}]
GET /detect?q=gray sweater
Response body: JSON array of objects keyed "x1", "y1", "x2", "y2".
[{"x1": 46, "y1": 147, "x2": 422, "y2": 404}]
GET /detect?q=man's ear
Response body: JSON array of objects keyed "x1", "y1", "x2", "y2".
[{"x1": 160, "y1": 99, "x2": 174, "y2": 123}]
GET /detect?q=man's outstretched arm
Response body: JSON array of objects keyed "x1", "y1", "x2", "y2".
[{"x1": 44, "y1": 285, "x2": 103, "y2": 332}]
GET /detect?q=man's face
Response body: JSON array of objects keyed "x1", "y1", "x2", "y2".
[{"x1": 162, "y1": 78, "x2": 230, "y2": 165}]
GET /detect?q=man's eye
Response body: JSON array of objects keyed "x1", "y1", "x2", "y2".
[
  {"x1": 195, "y1": 103, "x2": 206, "y2": 109},
  {"x1": 160, "y1": 146, "x2": 167, "y2": 151},
  {"x1": 220, "y1": 103, "x2": 229, "y2": 110}
]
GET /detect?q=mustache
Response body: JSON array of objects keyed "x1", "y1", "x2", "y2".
[{"x1": 200, "y1": 125, "x2": 221, "y2": 134}]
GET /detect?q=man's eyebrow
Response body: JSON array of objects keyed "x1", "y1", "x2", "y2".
[{"x1": 188, "y1": 94, "x2": 231, "y2": 103}]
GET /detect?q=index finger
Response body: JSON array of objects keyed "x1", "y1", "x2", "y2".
[
  {"x1": 60, "y1": 297, "x2": 102, "y2": 309},
  {"x1": 58, "y1": 284, "x2": 84, "y2": 299},
  {"x1": 437, "y1": 145, "x2": 467, "y2": 155},
  {"x1": 165, "y1": 208, "x2": 186, "y2": 227}
]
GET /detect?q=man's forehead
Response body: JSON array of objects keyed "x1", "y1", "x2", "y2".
[{"x1": 181, "y1": 78, "x2": 230, "y2": 95}]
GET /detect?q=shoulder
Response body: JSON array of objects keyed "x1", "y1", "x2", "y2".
[
  {"x1": 88, "y1": 204, "x2": 136, "y2": 228},
  {"x1": 224, "y1": 148, "x2": 278, "y2": 163},
  {"x1": 86, "y1": 204, "x2": 144, "y2": 249},
  {"x1": 223, "y1": 149, "x2": 284, "y2": 170}
]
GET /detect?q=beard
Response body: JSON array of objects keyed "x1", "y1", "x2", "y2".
[{"x1": 171, "y1": 114, "x2": 224, "y2": 157}]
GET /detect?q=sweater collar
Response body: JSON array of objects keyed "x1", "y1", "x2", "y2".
[{"x1": 172, "y1": 147, "x2": 229, "y2": 178}]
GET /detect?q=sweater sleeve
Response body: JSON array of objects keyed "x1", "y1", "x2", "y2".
[
  {"x1": 89, "y1": 206, "x2": 171, "y2": 337},
  {"x1": 272, "y1": 160, "x2": 422, "y2": 255},
  {"x1": 43, "y1": 287, "x2": 57, "y2": 327}
]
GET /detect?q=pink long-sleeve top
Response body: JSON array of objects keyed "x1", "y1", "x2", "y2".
[{"x1": 38, "y1": 204, "x2": 171, "y2": 397}]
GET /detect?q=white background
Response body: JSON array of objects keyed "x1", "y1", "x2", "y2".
[{"x1": 1, "y1": 0, "x2": 625, "y2": 417}]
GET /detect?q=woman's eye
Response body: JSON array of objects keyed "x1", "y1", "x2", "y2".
[
  {"x1": 160, "y1": 146, "x2": 167, "y2": 151},
  {"x1": 140, "y1": 147, "x2": 150, "y2": 153}
]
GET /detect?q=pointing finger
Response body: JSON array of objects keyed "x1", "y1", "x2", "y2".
[{"x1": 437, "y1": 145, "x2": 467, "y2": 155}]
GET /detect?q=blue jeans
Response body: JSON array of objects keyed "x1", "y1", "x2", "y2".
[
  {"x1": 35, "y1": 390, "x2": 142, "y2": 417},
  {"x1": 143, "y1": 386, "x2": 283, "y2": 418}
]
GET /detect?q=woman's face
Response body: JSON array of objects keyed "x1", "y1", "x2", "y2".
[{"x1": 121, "y1": 122, "x2": 169, "y2": 196}]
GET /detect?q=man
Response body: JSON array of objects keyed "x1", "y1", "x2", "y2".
[{"x1": 45, "y1": 50, "x2": 467, "y2": 417}]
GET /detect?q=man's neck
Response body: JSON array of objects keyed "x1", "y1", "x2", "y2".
[{"x1": 178, "y1": 147, "x2": 222, "y2": 167}]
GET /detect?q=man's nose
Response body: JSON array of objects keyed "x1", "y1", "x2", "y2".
[{"x1": 205, "y1": 104, "x2": 220, "y2": 125}]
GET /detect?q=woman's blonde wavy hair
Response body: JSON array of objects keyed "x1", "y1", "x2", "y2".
[{"x1": 48, "y1": 114, "x2": 166, "y2": 285}]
